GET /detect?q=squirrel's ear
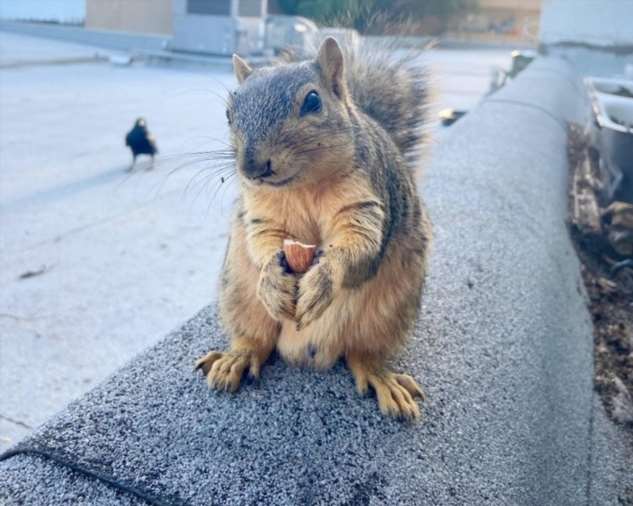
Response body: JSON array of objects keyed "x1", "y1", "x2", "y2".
[
  {"x1": 232, "y1": 54, "x2": 253, "y2": 84},
  {"x1": 317, "y1": 37, "x2": 345, "y2": 98}
]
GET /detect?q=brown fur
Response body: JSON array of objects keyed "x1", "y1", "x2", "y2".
[{"x1": 195, "y1": 37, "x2": 432, "y2": 419}]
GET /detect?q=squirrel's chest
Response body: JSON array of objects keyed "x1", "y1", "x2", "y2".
[
  {"x1": 276, "y1": 192, "x2": 329, "y2": 244},
  {"x1": 246, "y1": 186, "x2": 340, "y2": 244},
  {"x1": 283, "y1": 204, "x2": 321, "y2": 244}
]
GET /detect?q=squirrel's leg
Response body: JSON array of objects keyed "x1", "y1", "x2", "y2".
[
  {"x1": 195, "y1": 287, "x2": 278, "y2": 392},
  {"x1": 346, "y1": 352, "x2": 425, "y2": 420},
  {"x1": 196, "y1": 219, "x2": 281, "y2": 392},
  {"x1": 342, "y1": 220, "x2": 429, "y2": 420}
]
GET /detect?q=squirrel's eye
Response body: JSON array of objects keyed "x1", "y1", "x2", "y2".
[{"x1": 300, "y1": 90, "x2": 321, "y2": 116}]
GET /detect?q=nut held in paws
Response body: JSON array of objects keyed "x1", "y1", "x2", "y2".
[{"x1": 283, "y1": 239, "x2": 317, "y2": 274}]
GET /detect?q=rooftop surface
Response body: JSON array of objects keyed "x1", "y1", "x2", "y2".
[{"x1": 2, "y1": 53, "x2": 632, "y2": 504}]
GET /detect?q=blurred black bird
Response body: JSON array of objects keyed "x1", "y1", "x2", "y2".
[{"x1": 125, "y1": 117, "x2": 158, "y2": 170}]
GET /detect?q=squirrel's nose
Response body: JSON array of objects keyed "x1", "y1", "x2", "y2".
[{"x1": 244, "y1": 159, "x2": 274, "y2": 179}]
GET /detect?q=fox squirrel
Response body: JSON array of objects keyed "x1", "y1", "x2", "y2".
[{"x1": 196, "y1": 37, "x2": 432, "y2": 419}]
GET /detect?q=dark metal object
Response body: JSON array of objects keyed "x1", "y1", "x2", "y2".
[
  {"x1": 586, "y1": 77, "x2": 633, "y2": 203},
  {"x1": 600, "y1": 116, "x2": 633, "y2": 202}
]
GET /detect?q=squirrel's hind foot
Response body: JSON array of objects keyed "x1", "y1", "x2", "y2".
[
  {"x1": 195, "y1": 349, "x2": 261, "y2": 393},
  {"x1": 347, "y1": 355, "x2": 425, "y2": 421}
]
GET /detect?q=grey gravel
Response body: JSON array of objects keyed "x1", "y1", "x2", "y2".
[
  {"x1": 0, "y1": 454, "x2": 143, "y2": 506},
  {"x1": 2, "y1": 57, "x2": 632, "y2": 506}
]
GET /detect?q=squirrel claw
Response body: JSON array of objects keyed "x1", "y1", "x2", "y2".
[
  {"x1": 196, "y1": 350, "x2": 251, "y2": 393},
  {"x1": 194, "y1": 351, "x2": 223, "y2": 375},
  {"x1": 370, "y1": 372, "x2": 421, "y2": 420},
  {"x1": 393, "y1": 373, "x2": 426, "y2": 402},
  {"x1": 348, "y1": 357, "x2": 424, "y2": 420}
]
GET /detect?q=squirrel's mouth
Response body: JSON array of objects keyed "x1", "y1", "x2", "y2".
[
  {"x1": 253, "y1": 173, "x2": 297, "y2": 187},
  {"x1": 263, "y1": 175, "x2": 296, "y2": 187},
  {"x1": 242, "y1": 161, "x2": 297, "y2": 187}
]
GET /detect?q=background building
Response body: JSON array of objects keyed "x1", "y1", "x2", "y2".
[
  {"x1": 1, "y1": 0, "x2": 543, "y2": 50},
  {"x1": 540, "y1": 0, "x2": 633, "y2": 47},
  {"x1": 449, "y1": 0, "x2": 541, "y2": 44},
  {"x1": 85, "y1": 0, "x2": 173, "y2": 36},
  {"x1": 84, "y1": 0, "x2": 269, "y2": 55}
]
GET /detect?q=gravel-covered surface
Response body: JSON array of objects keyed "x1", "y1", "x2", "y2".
[
  {"x1": 0, "y1": 454, "x2": 144, "y2": 506},
  {"x1": 2, "y1": 58, "x2": 631, "y2": 505}
]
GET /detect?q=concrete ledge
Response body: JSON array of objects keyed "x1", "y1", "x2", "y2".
[{"x1": 2, "y1": 58, "x2": 631, "y2": 505}]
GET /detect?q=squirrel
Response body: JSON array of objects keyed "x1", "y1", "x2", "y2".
[{"x1": 195, "y1": 37, "x2": 432, "y2": 419}]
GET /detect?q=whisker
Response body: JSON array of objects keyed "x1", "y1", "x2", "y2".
[
  {"x1": 162, "y1": 148, "x2": 235, "y2": 160},
  {"x1": 184, "y1": 167, "x2": 216, "y2": 197},
  {"x1": 215, "y1": 172, "x2": 238, "y2": 214},
  {"x1": 166, "y1": 158, "x2": 229, "y2": 179}
]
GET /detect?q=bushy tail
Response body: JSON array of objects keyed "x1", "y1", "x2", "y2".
[{"x1": 343, "y1": 38, "x2": 431, "y2": 169}]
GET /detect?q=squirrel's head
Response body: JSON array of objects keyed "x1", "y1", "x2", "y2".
[{"x1": 227, "y1": 37, "x2": 355, "y2": 189}]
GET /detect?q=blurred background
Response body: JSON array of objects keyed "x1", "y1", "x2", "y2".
[
  {"x1": 2, "y1": 0, "x2": 630, "y2": 453},
  {"x1": 0, "y1": 0, "x2": 540, "y2": 46}
]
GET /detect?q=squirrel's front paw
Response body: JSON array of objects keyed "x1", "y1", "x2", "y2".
[
  {"x1": 295, "y1": 261, "x2": 335, "y2": 330},
  {"x1": 257, "y1": 251, "x2": 298, "y2": 321}
]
